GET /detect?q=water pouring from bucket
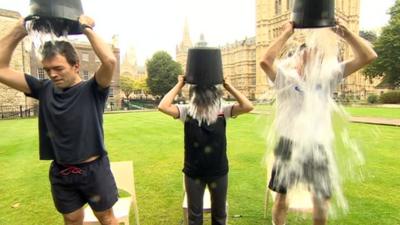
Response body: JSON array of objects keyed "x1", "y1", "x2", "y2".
[
  {"x1": 23, "y1": 0, "x2": 92, "y2": 63},
  {"x1": 185, "y1": 47, "x2": 225, "y2": 125},
  {"x1": 25, "y1": 0, "x2": 84, "y2": 37},
  {"x1": 261, "y1": 14, "x2": 374, "y2": 219},
  {"x1": 291, "y1": 0, "x2": 336, "y2": 28}
]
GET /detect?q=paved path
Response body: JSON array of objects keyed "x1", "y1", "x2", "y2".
[
  {"x1": 251, "y1": 110, "x2": 400, "y2": 127},
  {"x1": 349, "y1": 116, "x2": 400, "y2": 126}
]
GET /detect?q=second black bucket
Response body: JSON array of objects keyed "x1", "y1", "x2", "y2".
[
  {"x1": 26, "y1": 0, "x2": 84, "y2": 36},
  {"x1": 185, "y1": 47, "x2": 223, "y2": 87},
  {"x1": 292, "y1": 0, "x2": 335, "y2": 28}
]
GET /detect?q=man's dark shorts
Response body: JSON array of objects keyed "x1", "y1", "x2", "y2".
[
  {"x1": 268, "y1": 137, "x2": 332, "y2": 198},
  {"x1": 49, "y1": 155, "x2": 118, "y2": 214}
]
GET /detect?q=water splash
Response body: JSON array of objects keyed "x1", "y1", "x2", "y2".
[
  {"x1": 24, "y1": 18, "x2": 70, "y2": 63},
  {"x1": 266, "y1": 28, "x2": 365, "y2": 216},
  {"x1": 187, "y1": 84, "x2": 224, "y2": 126}
]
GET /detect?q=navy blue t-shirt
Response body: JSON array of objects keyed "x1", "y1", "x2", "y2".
[{"x1": 25, "y1": 74, "x2": 109, "y2": 164}]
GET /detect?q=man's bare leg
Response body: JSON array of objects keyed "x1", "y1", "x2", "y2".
[
  {"x1": 312, "y1": 195, "x2": 329, "y2": 225},
  {"x1": 272, "y1": 193, "x2": 288, "y2": 225},
  {"x1": 63, "y1": 207, "x2": 84, "y2": 225},
  {"x1": 93, "y1": 208, "x2": 118, "y2": 225}
]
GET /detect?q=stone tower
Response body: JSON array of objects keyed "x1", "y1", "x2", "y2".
[
  {"x1": 121, "y1": 45, "x2": 138, "y2": 77},
  {"x1": 176, "y1": 18, "x2": 193, "y2": 73}
]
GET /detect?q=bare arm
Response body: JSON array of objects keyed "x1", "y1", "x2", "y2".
[
  {"x1": 158, "y1": 75, "x2": 185, "y2": 118},
  {"x1": 79, "y1": 15, "x2": 117, "y2": 88},
  {"x1": 259, "y1": 22, "x2": 294, "y2": 82},
  {"x1": 0, "y1": 19, "x2": 31, "y2": 94},
  {"x1": 333, "y1": 20, "x2": 378, "y2": 78},
  {"x1": 223, "y1": 79, "x2": 254, "y2": 117}
]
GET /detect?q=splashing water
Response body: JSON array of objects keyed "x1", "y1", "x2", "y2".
[
  {"x1": 24, "y1": 18, "x2": 70, "y2": 62},
  {"x1": 266, "y1": 28, "x2": 364, "y2": 215},
  {"x1": 187, "y1": 84, "x2": 224, "y2": 126}
]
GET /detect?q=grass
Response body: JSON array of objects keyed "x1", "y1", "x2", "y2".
[
  {"x1": 343, "y1": 106, "x2": 400, "y2": 119},
  {"x1": 0, "y1": 112, "x2": 399, "y2": 225},
  {"x1": 254, "y1": 104, "x2": 400, "y2": 119}
]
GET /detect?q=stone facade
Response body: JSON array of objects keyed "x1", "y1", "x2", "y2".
[
  {"x1": 0, "y1": 9, "x2": 31, "y2": 107},
  {"x1": 221, "y1": 38, "x2": 257, "y2": 100}
]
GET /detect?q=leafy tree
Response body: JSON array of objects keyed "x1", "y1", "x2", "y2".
[
  {"x1": 133, "y1": 78, "x2": 149, "y2": 94},
  {"x1": 363, "y1": 0, "x2": 400, "y2": 88},
  {"x1": 359, "y1": 30, "x2": 378, "y2": 43},
  {"x1": 146, "y1": 51, "x2": 183, "y2": 96},
  {"x1": 120, "y1": 74, "x2": 135, "y2": 99}
]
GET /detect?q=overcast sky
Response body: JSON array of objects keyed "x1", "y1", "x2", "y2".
[{"x1": 0, "y1": 0, "x2": 396, "y2": 65}]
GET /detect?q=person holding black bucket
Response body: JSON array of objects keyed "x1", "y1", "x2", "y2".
[
  {"x1": 260, "y1": 0, "x2": 377, "y2": 225},
  {"x1": 0, "y1": 1, "x2": 119, "y2": 224},
  {"x1": 158, "y1": 47, "x2": 253, "y2": 225}
]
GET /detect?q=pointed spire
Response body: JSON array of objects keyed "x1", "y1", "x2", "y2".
[
  {"x1": 196, "y1": 33, "x2": 208, "y2": 47},
  {"x1": 181, "y1": 17, "x2": 193, "y2": 49}
]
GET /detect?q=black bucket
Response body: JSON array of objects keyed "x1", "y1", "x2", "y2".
[
  {"x1": 25, "y1": 0, "x2": 84, "y2": 36},
  {"x1": 292, "y1": 0, "x2": 335, "y2": 28},
  {"x1": 185, "y1": 47, "x2": 223, "y2": 87}
]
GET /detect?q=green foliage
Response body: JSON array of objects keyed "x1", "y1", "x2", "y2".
[
  {"x1": 367, "y1": 94, "x2": 379, "y2": 104},
  {"x1": 380, "y1": 91, "x2": 400, "y2": 103},
  {"x1": 363, "y1": 0, "x2": 400, "y2": 88},
  {"x1": 146, "y1": 51, "x2": 183, "y2": 96},
  {"x1": 133, "y1": 78, "x2": 149, "y2": 93},
  {"x1": 359, "y1": 30, "x2": 378, "y2": 43},
  {"x1": 120, "y1": 75, "x2": 135, "y2": 98}
]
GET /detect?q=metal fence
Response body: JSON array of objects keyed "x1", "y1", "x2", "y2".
[
  {"x1": 0, "y1": 99, "x2": 160, "y2": 120},
  {"x1": 120, "y1": 99, "x2": 159, "y2": 110},
  {"x1": 0, "y1": 105, "x2": 38, "y2": 120}
]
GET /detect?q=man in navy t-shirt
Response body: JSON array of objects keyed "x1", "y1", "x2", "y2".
[{"x1": 0, "y1": 15, "x2": 119, "y2": 225}]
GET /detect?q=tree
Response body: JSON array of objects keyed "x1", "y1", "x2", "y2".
[
  {"x1": 146, "y1": 51, "x2": 183, "y2": 96},
  {"x1": 363, "y1": 0, "x2": 400, "y2": 88},
  {"x1": 359, "y1": 30, "x2": 377, "y2": 43},
  {"x1": 120, "y1": 75, "x2": 135, "y2": 99},
  {"x1": 133, "y1": 78, "x2": 149, "y2": 94}
]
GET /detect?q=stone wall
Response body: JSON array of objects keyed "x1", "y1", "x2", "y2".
[{"x1": 0, "y1": 9, "x2": 31, "y2": 107}]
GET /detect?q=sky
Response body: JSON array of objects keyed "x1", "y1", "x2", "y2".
[{"x1": 0, "y1": 0, "x2": 396, "y2": 65}]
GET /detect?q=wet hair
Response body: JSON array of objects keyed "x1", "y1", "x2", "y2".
[
  {"x1": 41, "y1": 41, "x2": 79, "y2": 66},
  {"x1": 188, "y1": 84, "x2": 224, "y2": 125},
  {"x1": 189, "y1": 85, "x2": 224, "y2": 109}
]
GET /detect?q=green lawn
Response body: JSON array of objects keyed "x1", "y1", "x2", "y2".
[
  {"x1": 0, "y1": 112, "x2": 399, "y2": 225},
  {"x1": 255, "y1": 104, "x2": 400, "y2": 119},
  {"x1": 344, "y1": 106, "x2": 400, "y2": 119}
]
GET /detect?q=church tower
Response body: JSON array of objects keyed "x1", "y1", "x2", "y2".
[
  {"x1": 120, "y1": 45, "x2": 137, "y2": 77},
  {"x1": 176, "y1": 18, "x2": 193, "y2": 73}
]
